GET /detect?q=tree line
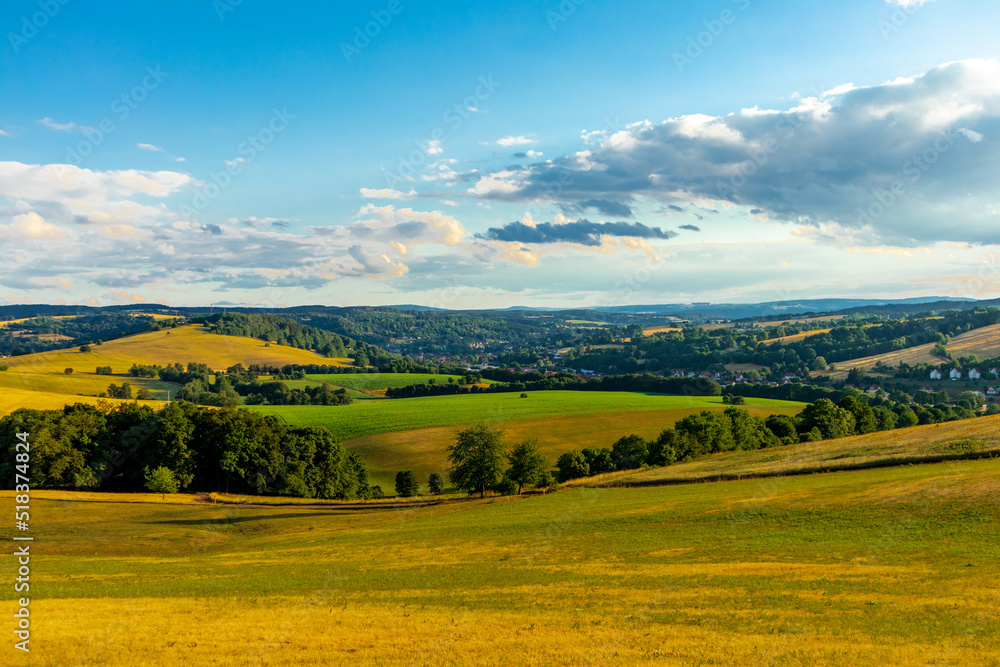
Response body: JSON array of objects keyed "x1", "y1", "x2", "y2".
[
  {"x1": 555, "y1": 395, "x2": 985, "y2": 482},
  {"x1": 0, "y1": 401, "x2": 371, "y2": 499}
]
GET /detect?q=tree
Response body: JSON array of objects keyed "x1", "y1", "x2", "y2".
[
  {"x1": 395, "y1": 470, "x2": 420, "y2": 497},
  {"x1": 797, "y1": 398, "x2": 855, "y2": 440},
  {"x1": 556, "y1": 450, "x2": 589, "y2": 482},
  {"x1": 764, "y1": 414, "x2": 798, "y2": 445},
  {"x1": 144, "y1": 466, "x2": 179, "y2": 500},
  {"x1": 955, "y1": 391, "x2": 985, "y2": 411},
  {"x1": 582, "y1": 447, "x2": 614, "y2": 475},
  {"x1": 447, "y1": 424, "x2": 506, "y2": 498},
  {"x1": 428, "y1": 472, "x2": 445, "y2": 495},
  {"x1": 505, "y1": 439, "x2": 549, "y2": 494},
  {"x1": 64, "y1": 368, "x2": 74, "y2": 375},
  {"x1": 611, "y1": 434, "x2": 648, "y2": 470},
  {"x1": 80, "y1": 344, "x2": 92, "y2": 353}
]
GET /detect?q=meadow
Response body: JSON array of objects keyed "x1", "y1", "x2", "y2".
[
  {"x1": 0, "y1": 326, "x2": 352, "y2": 416},
  {"x1": 567, "y1": 414, "x2": 1000, "y2": 488},
  {"x1": 278, "y1": 373, "x2": 491, "y2": 398},
  {"x1": 9, "y1": 454, "x2": 1000, "y2": 665},
  {"x1": 252, "y1": 392, "x2": 805, "y2": 489}
]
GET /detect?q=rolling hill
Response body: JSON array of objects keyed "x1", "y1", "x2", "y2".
[
  {"x1": 0, "y1": 325, "x2": 354, "y2": 416},
  {"x1": 818, "y1": 322, "x2": 1000, "y2": 379}
]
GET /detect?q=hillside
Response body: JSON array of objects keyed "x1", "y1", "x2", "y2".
[
  {"x1": 0, "y1": 325, "x2": 353, "y2": 416},
  {"x1": 819, "y1": 322, "x2": 1000, "y2": 379},
  {"x1": 17, "y1": 456, "x2": 1000, "y2": 665},
  {"x1": 253, "y1": 393, "x2": 805, "y2": 488},
  {"x1": 568, "y1": 414, "x2": 1000, "y2": 488}
]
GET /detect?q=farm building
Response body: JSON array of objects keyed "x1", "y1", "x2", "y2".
[{"x1": 930, "y1": 369, "x2": 943, "y2": 380}]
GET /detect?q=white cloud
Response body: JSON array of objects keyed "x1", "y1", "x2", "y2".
[
  {"x1": 426, "y1": 140, "x2": 444, "y2": 155},
  {"x1": 348, "y1": 205, "x2": 467, "y2": 247},
  {"x1": 360, "y1": 188, "x2": 418, "y2": 200},
  {"x1": 0, "y1": 212, "x2": 66, "y2": 240},
  {"x1": 468, "y1": 59, "x2": 1000, "y2": 246},
  {"x1": 137, "y1": 143, "x2": 166, "y2": 152},
  {"x1": 39, "y1": 117, "x2": 89, "y2": 132},
  {"x1": 496, "y1": 135, "x2": 537, "y2": 147},
  {"x1": 887, "y1": 0, "x2": 934, "y2": 6},
  {"x1": 0, "y1": 129, "x2": 9, "y2": 137},
  {"x1": 526, "y1": 150, "x2": 543, "y2": 158}
]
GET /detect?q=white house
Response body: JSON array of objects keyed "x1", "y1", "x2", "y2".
[
  {"x1": 990, "y1": 368, "x2": 999, "y2": 378},
  {"x1": 949, "y1": 368, "x2": 963, "y2": 381},
  {"x1": 930, "y1": 369, "x2": 943, "y2": 380},
  {"x1": 969, "y1": 368, "x2": 982, "y2": 380},
  {"x1": 987, "y1": 386, "x2": 998, "y2": 396}
]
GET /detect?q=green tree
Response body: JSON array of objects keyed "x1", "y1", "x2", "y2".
[
  {"x1": 797, "y1": 399, "x2": 856, "y2": 440},
  {"x1": 556, "y1": 450, "x2": 589, "y2": 482},
  {"x1": 582, "y1": 447, "x2": 615, "y2": 474},
  {"x1": 395, "y1": 470, "x2": 420, "y2": 497},
  {"x1": 428, "y1": 472, "x2": 445, "y2": 495},
  {"x1": 64, "y1": 367, "x2": 74, "y2": 375},
  {"x1": 611, "y1": 434, "x2": 648, "y2": 470},
  {"x1": 144, "y1": 466, "x2": 179, "y2": 500},
  {"x1": 505, "y1": 439, "x2": 549, "y2": 494},
  {"x1": 447, "y1": 424, "x2": 506, "y2": 498}
]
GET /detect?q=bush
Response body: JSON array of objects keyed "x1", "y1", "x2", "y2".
[
  {"x1": 493, "y1": 475, "x2": 518, "y2": 496},
  {"x1": 428, "y1": 473, "x2": 445, "y2": 495},
  {"x1": 370, "y1": 485, "x2": 385, "y2": 499},
  {"x1": 79, "y1": 344, "x2": 92, "y2": 353},
  {"x1": 394, "y1": 470, "x2": 420, "y2": 497},
  {"x1": 64, "y1": 368, "x2": 74, "y2": 375},
  {"x1": 556, "y1": 451, "x2": 589, "y2": 482},
  {"x1": 520, "y1": 392, "x2": 528, "y2": 398},
  {"x1": 96, "y1": 366, "x2": 113, "y2": 375}
]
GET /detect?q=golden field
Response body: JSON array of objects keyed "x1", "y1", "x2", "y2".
[{"x1": 5, "y1": 451, "x2": 999, "y2": 666}]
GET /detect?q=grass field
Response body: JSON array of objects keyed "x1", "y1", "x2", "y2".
[
  {"x1": 0, "y1": 326, "x2": 353, "y2": 416},
  {"x1": 10, "y1": 454, "x2": 1000, "y2": 665},
  {"x1": 819, "y1": 323, "x2": 1000, "y2": 379},
  {"x1": 569, "y1": 414, "x2": 1000, "y2": 488},
  {"x1": 0, "y1": 387, "x2": 162, "y2": 417},
  {"x1": 252, "y1": 392, "x2": 805, "y2": 489}
]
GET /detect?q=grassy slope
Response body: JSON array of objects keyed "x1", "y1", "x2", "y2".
[
  {"x1": 0, "y1": 387, "x2": 162, "y2": 416},
  {"x1": 819, "y1": 322, "x2": 1000, "y2": 379},
  {"x1": 15, "y1": 458, "x2": 1000, "y2": 666},
  {"x1": 0, "y1": 325, "x2": 352, "y2": 416},
  {"x1": 568, "y1": 414, "x2": 1000, "y2": 488},
  {"x1": 253, "y1": 392, "x2": 804, "y2": 489}
]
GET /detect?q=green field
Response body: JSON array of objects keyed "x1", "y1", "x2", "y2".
[
  {"x1": 251, "y1": 392, "x2": 805, "y2": 489},
  {"x1": 300, "y1": 373, "x2": 488, "y2": 392},
  {"x1": 15, "y1": 456, "x2": 1000, "y2": 665},
  {"x1": 252, "y1": 391, "x2": 802, "y2": 442}
]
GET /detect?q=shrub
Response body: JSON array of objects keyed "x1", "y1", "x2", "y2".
[
  {"x1": 96, "y1": 366, "x2": 113, "y2": 375},
  {"x1": 80, "y1": 344, "x2": 92, "y2": 353},
  {"x1": 493, "y1": 475, "x2": 518, "y2": 496},
  {"x1": 428, "y1": 473, "x2": 445, "y2": 495},
  {"x1": 394, "y1": 470, "x2": 420, "y2": 497},
  {"x1": 64, "y1": 368, "x2": 74, "y2": 375}
]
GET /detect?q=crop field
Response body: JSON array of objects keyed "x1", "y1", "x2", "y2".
[
  {"x1": 2, "y1": 325, "x2": 351, "y2": 375},
  {"x1": 819, "y1": 323, "x2": 1000, "y2": 379},
  {"x1": 289, "y1": 373, "x2": 491, "y2": 395},
  {"x1": 0, "y1": 370, "x2": 173, "y2": 401},
  {"x1": 0, "y1": 388, "x2": 162, "y2": 417},
  {"x1": 10, "y1": 453, "x2": 1000, "y2": 666},
  {"x1": 570, "y1": 414, "x2": 1000, "y2": 489},
  {"x1": 252, "y1": 392, "x2": 805, "y2": 489}
]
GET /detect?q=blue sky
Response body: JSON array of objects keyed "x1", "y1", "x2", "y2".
[{"x1": 2, "y1": 0, "x2": 1000, "y2": 308}]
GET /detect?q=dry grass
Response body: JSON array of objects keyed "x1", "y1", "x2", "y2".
[
  {"x1": 566, "y1": 414, "x2": 1000, "y2": 489},
  {"x1": 14, "y1": 457, "x2": 1000, "y2": 666},
  {"x1": 819, "y1": 323, "x2": 1000, "y2": 379},
  {"x1": 0, "y1": 388, "x2": 163, "y2": 418}
]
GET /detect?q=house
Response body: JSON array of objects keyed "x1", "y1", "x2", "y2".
[
  {"x1": 919, "y1": 385, "x2": 933, "y2": 392},
  {"x1": 949, "y1": 368, "x2": 963, "y2": 381},
  {"x1": 783, "y1": 373, "x2": 797, "y2": 381},
  {"x1": 990, "y1": 368, "x2": 1000, "y2": 378},
  {"x1": 987, "y1": 386, "x2": 998, "y2": 396},
  {"x1": 969, "y1": 368, "x2": 982, "y2": 380},
  {"x1": 867, "y1": 385, "x2": 882, "y2": 395},
  {"x1": 930, "y1": 369, "x2": 943, "y2": 381}
]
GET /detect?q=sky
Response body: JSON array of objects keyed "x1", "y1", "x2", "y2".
[{"x1": 1, "y1": 0, "x2": 1000, "y2": 310}]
